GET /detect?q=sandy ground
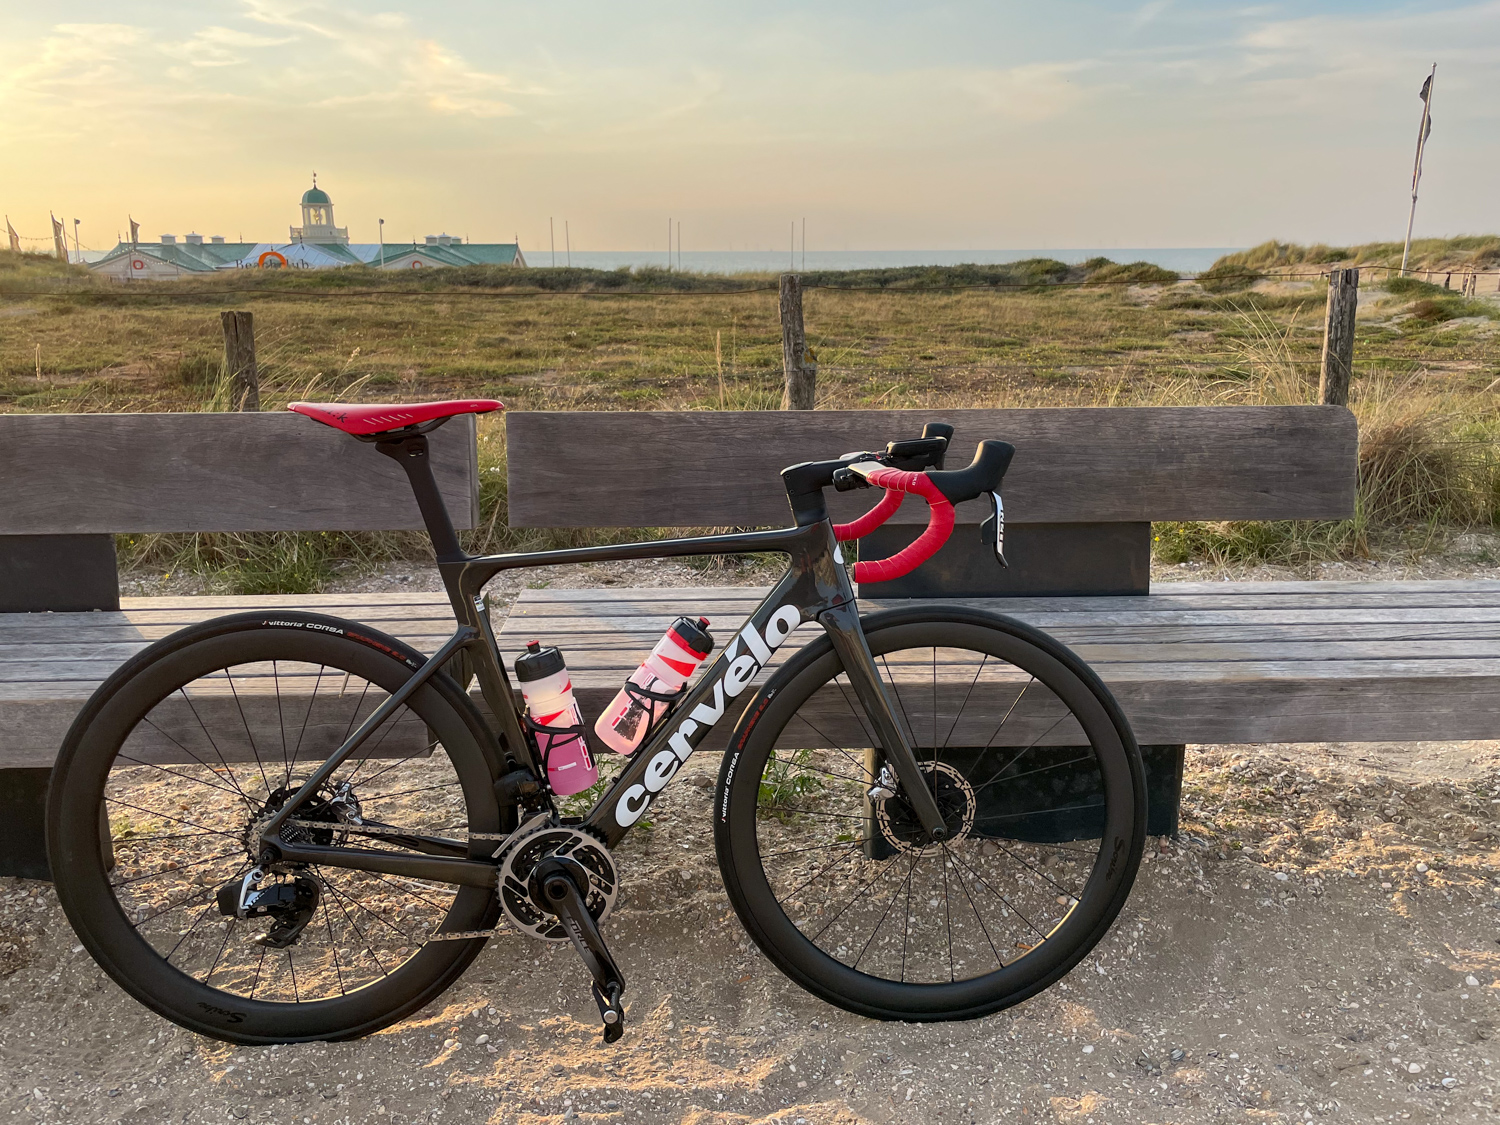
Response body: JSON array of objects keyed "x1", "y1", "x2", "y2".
[
  {"x1": 13, "y1": 555, "x2": 1498, "y2": 1124},
  {"x1": 2, "y1": 744, "x2": 1499, "y2": 1125}
]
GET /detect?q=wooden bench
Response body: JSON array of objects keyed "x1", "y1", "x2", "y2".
[
  {"x1": 0, "y1": 412, "x2": 481, "y2": 878},
  {"x1": 496, "y1": 406, "x2": 1500, "y2": 835}
]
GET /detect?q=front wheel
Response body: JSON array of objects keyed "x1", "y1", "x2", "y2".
[{"x1": 714, "y1": 606, "x2": 1145, "y2": 1022}]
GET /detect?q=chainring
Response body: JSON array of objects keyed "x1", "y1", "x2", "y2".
[{"x1": 497, "y1": 825, "x2": 619, "y2": 942}]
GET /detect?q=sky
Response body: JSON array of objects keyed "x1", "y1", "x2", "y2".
[{"x1": 2, "y1": 1, "x2": 1497, "y2": 254}]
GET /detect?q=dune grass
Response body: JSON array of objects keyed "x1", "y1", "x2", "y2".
[{"x1": 1, "y1": 247, "x2": 1497, "y2": 590}]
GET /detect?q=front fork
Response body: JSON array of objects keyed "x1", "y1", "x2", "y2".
[{"x1": 818, "y1": 600, "x2": 949, "y2": 841}]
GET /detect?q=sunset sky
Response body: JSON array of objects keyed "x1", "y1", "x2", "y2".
[{"x1": 3, "y1": 1, "x2": 1497, "y2": 254}]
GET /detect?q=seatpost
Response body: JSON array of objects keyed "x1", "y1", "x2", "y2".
[{"x1": 376, "y1": 434, "x2": 467, "y2": 563}]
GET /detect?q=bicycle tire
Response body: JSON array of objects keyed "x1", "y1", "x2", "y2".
[
  {"x1": 713, "y1": 605, "x2": 1145, "y2": 1022},
  {"x1": 47, "y1": 612, "x2": 508, "y2": 1044}
]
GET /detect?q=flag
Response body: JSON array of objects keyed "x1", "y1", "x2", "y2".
[
  {"x1": 5, "y1": 216, "x2": 18, "y2": 253},
  {"x1": 50, "y1": 214, "x2": 68, "y2": 262},
  {"x1": 128, "y1": 216, "x2": 139, "y2": 245},
  {"x1": 1418, "y1": 72, "x2": 1433, "y2": 141}
]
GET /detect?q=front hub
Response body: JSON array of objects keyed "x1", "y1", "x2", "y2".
[{"x1": 875, "y1": 760, "x2": 977, "y2": 852}]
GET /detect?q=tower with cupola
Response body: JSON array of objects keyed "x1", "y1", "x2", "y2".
[{"x1": 289, "y1": 174, "x2": 349, "y2": 244}]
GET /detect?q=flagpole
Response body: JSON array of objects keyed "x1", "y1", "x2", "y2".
[{"x1": 1401, "y1": 63, "x2": 1436, "y2": 277}]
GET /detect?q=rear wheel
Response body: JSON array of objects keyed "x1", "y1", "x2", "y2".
[
  {"x1": 47, "y1": 613, "x2": 507, "y2": 1044},
  {"x1": 714, "y1": 607, "x2": 1145, "y2": 1021}
]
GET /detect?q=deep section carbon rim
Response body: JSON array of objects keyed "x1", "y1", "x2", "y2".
[
  {"x1": 720, "y1": 613, "x2": 1143, "y2": 1017},
  {"x1": 50, "y1": 621, "x2": 502, "y2": 1041}
]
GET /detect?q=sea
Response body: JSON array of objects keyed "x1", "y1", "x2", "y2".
[{"x1": 533, "y1": 248, "x2": 1240, "y2": 275}]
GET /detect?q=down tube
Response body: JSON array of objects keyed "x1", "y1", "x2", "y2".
[{"x1": 582, "y1": 529, "x2": 850, "y2": 848}]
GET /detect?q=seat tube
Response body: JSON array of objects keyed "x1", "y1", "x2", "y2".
[
  {"x1": 377, "y1": 434, "x2": 465, "y2": 563},
  {"x1": 817, "y1": 601, "x2": 948, "y2": 840}
]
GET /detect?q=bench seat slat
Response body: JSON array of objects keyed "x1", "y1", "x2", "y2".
[
  {"x1": 7, "y1": 580, "x2": 1500, "y2": 767},
  {"x1": 495, "y1": 582, "x2": 1500, "y2": 746}
]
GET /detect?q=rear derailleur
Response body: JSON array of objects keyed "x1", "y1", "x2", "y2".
[{"x1": 216, "y1": 866, "x2": 319, "y2": 949}]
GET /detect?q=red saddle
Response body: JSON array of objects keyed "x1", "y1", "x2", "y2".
[{"x1": 289, "y1": 399, "x2": 504, "y2": 436}]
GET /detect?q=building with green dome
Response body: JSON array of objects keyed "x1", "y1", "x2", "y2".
[
  {"x1": 290, "y1": 176, "x2": 348, "y2": 244},
  {"x1": 88, "y1": 176, "x2": 526, "y2": 277}
]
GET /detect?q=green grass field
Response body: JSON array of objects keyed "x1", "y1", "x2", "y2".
[{"x1": 2, "y1": 240, "x2": 1497, "y2": 591}]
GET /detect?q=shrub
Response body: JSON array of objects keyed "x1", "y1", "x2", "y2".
[
  {"x1": 1084, "y1": 260, "x2": 1179, "y2": 285},
  {"x1": 1196, "y1": 261, "x2": 1261, "y2": 293}
]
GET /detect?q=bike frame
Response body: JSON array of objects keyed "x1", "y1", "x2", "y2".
[{"x1": 260, "y1": 429, "x2": 945, "y2": 886}]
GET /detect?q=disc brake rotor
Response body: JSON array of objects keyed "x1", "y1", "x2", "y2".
[{"x1": 875, "y1": 760, "x2": 977, "y2": 852}]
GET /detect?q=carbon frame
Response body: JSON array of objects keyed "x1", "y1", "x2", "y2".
[{"x1": 262, "y1": 428, "x2": 944, "y2": 885}]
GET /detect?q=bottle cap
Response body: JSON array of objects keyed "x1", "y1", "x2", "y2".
[
  {"x1": 669, "y1": 616, "x2": 714, "y2": 660},
  {"x1": 514, "y1": 640, "x2": 567, "y2": 682}
]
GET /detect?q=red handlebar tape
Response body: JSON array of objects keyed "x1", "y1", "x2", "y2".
[{"x1": 832, "y1": 466, "x2": 955, "y2": 584}]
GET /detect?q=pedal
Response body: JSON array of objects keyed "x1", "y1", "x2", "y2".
[
  {"x1": 533, "y1": 855, "x2": 627, "y2": 1044},
  {"x1": 592, "y1": 982, "x2": 625, "y2": 1043}
]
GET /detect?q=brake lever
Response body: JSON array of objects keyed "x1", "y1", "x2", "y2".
[{"x1": 979, "y1": 491, "x2": 1009, "y2": 568}]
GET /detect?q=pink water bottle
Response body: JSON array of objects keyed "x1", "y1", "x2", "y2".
[
  {"x1": 594, "y1": 617, "x2": 715, "y2": 755},
  {"x1": 514, "y1": 641, "x2": 598, "y2": 796}
]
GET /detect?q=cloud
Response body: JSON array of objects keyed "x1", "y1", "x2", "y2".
[
  {"x1": 160, "y1": 27, "x2": 297, "y2": 68},
  {"x1": 241, "y1": 0, "x2": 523, "y2": 117},
  {"x1": 956, "y1": 62, "x2": 1094, "y2": 122},
  {"x1": 1128, "y1": 1, "x2": 1173, "y2": 34}
]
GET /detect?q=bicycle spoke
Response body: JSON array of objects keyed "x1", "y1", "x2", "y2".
[
  {"x1": 942, "y1": 842, "x2": 1005, "y2": 971},
  {"x1": 940, "y1": 654, "x2": 988, "y2": 751},
  {"x1": 851, "y1": 849, "x2": 920, "y2": 971},
  {"x1": 286, "y1": 663, "x2": 326, "y2": 785},
  {"x1": 222, "y1": 668, "x2": 275, "y2": 796}
]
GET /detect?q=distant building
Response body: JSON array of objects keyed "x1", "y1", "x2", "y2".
[
  {"x1": 288, "y1": 179, "x2": 348, "y2": 244},
  {"x1": 89, "y1": 178, "x2": 525, "y2": 279}
]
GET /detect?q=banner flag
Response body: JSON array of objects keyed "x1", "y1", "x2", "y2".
[{"x1": 50, "y1": 214, "x2": 68, "y2": 262}]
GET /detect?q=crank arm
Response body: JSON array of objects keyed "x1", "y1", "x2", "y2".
[{"x1": 538, "y1": 860, "x2": 626, "y2": 1043}]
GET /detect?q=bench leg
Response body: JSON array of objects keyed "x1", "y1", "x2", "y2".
[
  {"x1": 0, "y1": 768, "x2": 51, "y2": 880},
  {"x1": 962, "y1": 743, "x2": 1183, "y2": 843},
  {"x1": 0, "y1": 769, "x2": 114, "y2": 881},
  {"x1": 865, "y1": 744, "x2": 1185, "y2": 857}
]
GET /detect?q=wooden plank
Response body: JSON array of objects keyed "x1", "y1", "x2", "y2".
[
  {"x1": 0, "y1": 413, "x2": 479, "y2": 533},
  {"x1": 0, "y1": 592, "x2": 462, "y2": 767},
  {"x1": 505, "y1": 406, "x2": 1357, "y2": 527},
  {"x1": 509, "y1": 583, "x2": 1500, "y2": 611},
  {"x1": 492, "y1": 582, "x2": 1500, "y2": 745}
]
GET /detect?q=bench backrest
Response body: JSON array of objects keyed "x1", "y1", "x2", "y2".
[
  {"x1": 0, "y1": 412, "x2": 479, "y2": 534},
  {"x1": 0, "y1": 412, "x2": 480, "y2": 611},
  {"x1": 506, "y1": 406, "x2": 1357, "y2": 597}
]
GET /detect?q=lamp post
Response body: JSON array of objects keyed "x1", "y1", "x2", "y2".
[{"x1": 378, "y1": 218, "x2": 385, "y2": 270}]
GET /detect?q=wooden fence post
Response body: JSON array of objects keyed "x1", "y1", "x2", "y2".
[
  {"x1": 1319, "y1": 268, "x2": 1358, "y2": 406},
  {"x1": 220, "y1": 311, "x2": 260, "y2": 411},
  {"x1": 779, "y1": 273, "x2": 816, "y2": 410}
]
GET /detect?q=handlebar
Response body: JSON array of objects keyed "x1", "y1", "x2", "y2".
[{"x1": 831, "y1": 439, "x2": 1015, "y2": 583}]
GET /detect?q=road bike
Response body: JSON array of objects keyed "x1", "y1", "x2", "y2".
[{"x1": 47, "y1": 400, "x2": 1146, "y2": 1045}]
